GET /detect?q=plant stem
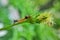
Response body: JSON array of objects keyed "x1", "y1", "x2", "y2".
[{"x1": 0, "y1": 19, "x2": 27, "y2": 31}]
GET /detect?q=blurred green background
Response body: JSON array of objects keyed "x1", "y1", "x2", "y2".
[{"x1": 0, "y1": 0, "x2": 60, "y2": 40}]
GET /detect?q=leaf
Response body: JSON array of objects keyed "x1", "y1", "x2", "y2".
[
  {"x1": 0, "y1": 7, "x2": 11, "y2": 27},
  {"x1": 53, "y1": 1, "x2": 60, "y2": 12},
  {"x1": 10, "y1": 0, "x2": 38, "y2": 18},
  {"x1": 21, "y1": 23, "x2": 35, "y2": 40},
  {"x1": 0, "y1": 7, "x2": 13, "y2": 40},
  {"x1": 35, "y1": 23, "x2": 59, "y2": 40},
  {"x1": 12, "y1": 27, "x2": 20, "y2": 40}
]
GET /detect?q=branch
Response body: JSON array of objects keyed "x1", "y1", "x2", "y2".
[
  {"x1": 0, "y1": 16, "x2": 32, "y2": 31},
  {"x1": 0, "y1": 18, "x2": 27, "y2": 31}
]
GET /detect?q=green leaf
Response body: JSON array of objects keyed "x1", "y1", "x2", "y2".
[
  {"x1": 35, "y1": 23, "x2": 59, "y2": 40},
  {"x1": 10, "y1": 0, "x2": 38, "y2": 18},
  {"x1": 0, "y1": 7, "x2": 11, "y2": 27},
  {"x1": 21, "y1": 23, "x2": 35, "y2": 40},
  {"x1": 12, "y1": 27, "x2": 20, "y2": 40},
  {"x1": 0, "y1": 7, "x2": 12, "y2": 40},
  {"x1": 53, "y1": 1, "x2": 60, "y2": 12},
  {"x1": 0, "y1": 29, "x2": 13, "y2": 40}
]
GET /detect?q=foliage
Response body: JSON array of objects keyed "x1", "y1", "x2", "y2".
[{"x1": 0, "y1": 0, "x2": 60, "y2": 40}]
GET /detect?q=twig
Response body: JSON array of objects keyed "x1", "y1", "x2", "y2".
[{"x1": 0, "y1": 18, "x2": 27, "y2": 31}]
